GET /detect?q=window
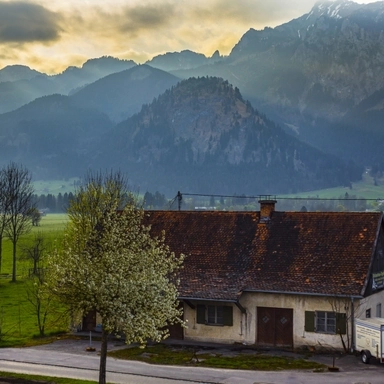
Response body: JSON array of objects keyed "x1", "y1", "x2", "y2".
[
  {"x1": 366, "y1": 308, "x2": 371, "y2": 318},
  {"x1": 196, "y1": 304, "x2": 233, "y2": 326},
  {"x1": 376, "y1": 303, "x2": 382, "y2": 318},
  {"x1": 305, "y1": 311, "x2": 346, "y2": 334},
  {"x1": 208, "y1": 305, "x2": 223, "y2": 324},
  {"x1": 316, "y1": 311, "x2": 336, "y2": 333}
]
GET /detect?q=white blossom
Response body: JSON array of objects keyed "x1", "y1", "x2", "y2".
[{"x1": 47, "y1": 171, "x2": 184, "y2": 384}]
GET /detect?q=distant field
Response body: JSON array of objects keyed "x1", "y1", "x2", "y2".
[
  {"x1": 33, "y1": 173, "x2": 384, "y2": 203},
  {"x1": 183, "y1": 172, "x2": 384, "y2": 211},
  {"x1": 1, "y1": 214, "x2": 68, "y2": 276},
  {"x1": 33, "y1": 178, "x2": 79, "y2": 195},
  {"x1": 0, "y1": 214, "x2": 69, "y2": 347},
  {"x1": 35, "y1": 213, "x2": 69, "y2": 233},
  {"x1": 282, "y1": 172, "x2": 384, "y2": 201}
]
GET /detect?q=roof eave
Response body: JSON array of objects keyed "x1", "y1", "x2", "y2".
[
  {"x1": 178, "y1": 296, "x2": 241, "y2": 303},
  {"x1": 242, "y1": 289, "x2": 363, "y2": 299}
]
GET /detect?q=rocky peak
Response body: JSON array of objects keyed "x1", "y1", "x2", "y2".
[
  {"x1": 227, "y1": 0, "x2": 384, "y2": 119},
  {"x1": 308, "y1": 0, "x2": 361, "y2": 20},
  {"x1": 300, "y1": 0, "x2": 384, "y2": 32},
  {"x1": 101, "y1": 76, "x2": 360, "y2": 195}
]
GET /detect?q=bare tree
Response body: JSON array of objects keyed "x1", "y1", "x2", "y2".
[
  {"x1": 2, "y1": 163, "x2": 35, "y2": 282},
  {"x1": 28, "y1": 207, "x2": 42, "y2": 227},
  {"x1": 21, "y1": 232, "x2": 63, "y2": 337},
  {"x1": 0, "y1": 170, "x2": 10, "y2": 273},
  {"x1": 25, "y1": 268, "x2": 54, "y2": 337},
  {"x1": 329, "y1": 296, "x2": 362, "y2": 353},
  {"x1": 20, "y1": 232, "x2": 47, "y2": 276}
]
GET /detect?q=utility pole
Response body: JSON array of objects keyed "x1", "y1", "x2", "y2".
[{"x1": 177, "y1": 191, "x2": 182, "y2": 211}]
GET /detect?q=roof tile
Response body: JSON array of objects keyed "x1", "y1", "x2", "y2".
[{"x1": 144, "y1": 210, "x2": 382, "y2": 300}]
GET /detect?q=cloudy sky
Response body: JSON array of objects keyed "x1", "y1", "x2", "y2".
[{"x1": 0, "y1": 0, "x2": 378, "y2": 74}]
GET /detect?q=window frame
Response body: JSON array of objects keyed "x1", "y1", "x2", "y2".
[
  {"x1": 207, "y1": 305, "x2": 223, "y2": 325},
  {"x1": 316, "y1": 311, "x2": 336, "y2": 334},
  {"x1": 196, "y1": 304, "x2": 233, "y2": 326},
  {"x1": 305, "y1": 311, "x2": 346, "y2": 334}
]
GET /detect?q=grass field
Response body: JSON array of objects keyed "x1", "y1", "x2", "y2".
[
  {"x1": 109, "y1": 343, "x2": 326, "y2": 371},
  {"x1": 185, "y1": 173, "x2": 384, "y2": 211},
  {"x1": 282, "y1": 172, "x2": 384, "y2": 200},
  {"x1": 0, "y1": 214, "x2": 69, "y2": 347},
  {"x1": 1, "y1": 214, "x2": 68, "y2": 276}
]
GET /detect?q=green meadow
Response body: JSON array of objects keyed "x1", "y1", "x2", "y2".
[
  {"x1": 0, "y1": 214, "x2": 69, "y2": 347},
  {"x1": 282, "y1": 172, "x2": 384, "y2": 201}
]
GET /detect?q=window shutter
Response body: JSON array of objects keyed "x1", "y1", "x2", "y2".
[
  {"x1": 336, "y1": 313, "x2": 347, "y2": 335},
  {"x1": 196, "y1": 305, "x2": 206, "y2": 324},
  {"x1": 223, "y1": 306, "x2": 233, "y2": 326},
  {"x1": 305, "y1": 311, "x2": 315, "y2": 332}
]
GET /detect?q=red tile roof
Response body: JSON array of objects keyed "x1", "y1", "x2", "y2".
[{"x1": 144, "y1": 210, "x2": 383, "y2": 301}]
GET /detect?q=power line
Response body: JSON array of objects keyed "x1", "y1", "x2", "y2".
[{"x1": 176, "y1": 192, "x2": 384, "y2": 202}]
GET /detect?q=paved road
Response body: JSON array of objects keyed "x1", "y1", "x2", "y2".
[{"x1": 0, "y1": 338, "x2": 383, "y2": 384}]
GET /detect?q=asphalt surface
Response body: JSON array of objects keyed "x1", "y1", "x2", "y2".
[{"x1": 0, "y1": 337, "x2": 383, "y2": 383}]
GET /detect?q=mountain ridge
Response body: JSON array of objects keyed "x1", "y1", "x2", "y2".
[
  {"x1": 97, "y1": 77, "x2": 360, "y2": 195},
  {"x1": 70, "y1": 65, "x2": 180, "y2": 123},
  {"x1": 0, "y1": 1, "x2": 382, "y2": 193}
]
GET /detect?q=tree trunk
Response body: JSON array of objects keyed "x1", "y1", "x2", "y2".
[
  {"x1": 99, "y1": 327, "x2": 108, "y2": 384},
  {"x1": 12, "y1": 239, "x2": 17, "y2": 282},
  {"x1": 339, "y1": 333, "x2": 347, "y2": 353}
]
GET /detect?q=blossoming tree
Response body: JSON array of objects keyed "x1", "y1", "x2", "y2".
[{"x1": 49, "y1": 171, "x2": 184, "y2": 384}]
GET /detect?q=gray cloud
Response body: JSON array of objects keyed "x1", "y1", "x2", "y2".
[
  {"x1": 122, "y1": 3, "x2": 175, "y2": 30},
  {"x1": 188, "y1": 0, "x2": 313, "y2": 27},
  {"x1": 0, "y1": 0, "x2": 330, "y2": 73},
  {"x1": 54, "y1": 0, "x2": 314, "y2": 49},
  {"x1": 0, "y1": 1, "x2": 62, "y2": 43},
  {"x1": 87, "y1": 3, "x2": 176, "y2": 37}
]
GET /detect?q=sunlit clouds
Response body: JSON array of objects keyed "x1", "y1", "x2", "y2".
[{"x1": 0, "y1": 0, "x2": 378, "y2": 74}]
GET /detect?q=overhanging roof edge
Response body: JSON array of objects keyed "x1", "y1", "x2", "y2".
[
  {"x1": 242, "y1": 289, "x2": 363, "y2": 299},
  {"x1": 178, "y1": 296, "x2": 240, "y2": 303}
]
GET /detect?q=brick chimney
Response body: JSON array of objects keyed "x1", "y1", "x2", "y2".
[{"x1": 258, "y1": 196, "x2": 277, "y2": 223}]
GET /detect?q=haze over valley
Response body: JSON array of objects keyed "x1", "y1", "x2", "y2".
[{"x1": 0, "y1": 0, "x2": 383, "y2": 197}]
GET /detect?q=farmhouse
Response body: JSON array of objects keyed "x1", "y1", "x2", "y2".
[{"x1": 142, "y1": 199, "x2": 384, "y2": 351}]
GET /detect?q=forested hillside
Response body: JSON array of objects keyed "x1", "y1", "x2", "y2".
[{"x1": 98, "y1": 77, "x2": 361, "y2": 195}]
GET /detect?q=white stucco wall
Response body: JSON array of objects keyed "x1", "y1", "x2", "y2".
[
  {"x1": 183, "y1": 301, "x2": 245, "y2": 344},
  {"x1": 359, "y1": 289, "x2": 384, "y2": 319},
  {"x1": 182, "y1": 290, "x2": 384, "y2": 350}
]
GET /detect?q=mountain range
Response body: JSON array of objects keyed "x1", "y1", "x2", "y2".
[
  {"x1": 171, "y1": 1, "x2": 384, "y2": 166},
  {"x1": 96, "y1": 77, "x2": 360, "y2": 195},
  {"x1": 0, "y1": 0, "x2": 382, "y2": 195}
]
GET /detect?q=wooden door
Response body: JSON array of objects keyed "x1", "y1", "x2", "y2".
[
  {"x1": 166, "y1": 302, "x2": 184, "y2": 340},
  {"x1": 167, "y1": 323, "x2": 184, "y2": 340},
  {"x1": 257, "y1": 307, "x2": 293, "y2": 347}
]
